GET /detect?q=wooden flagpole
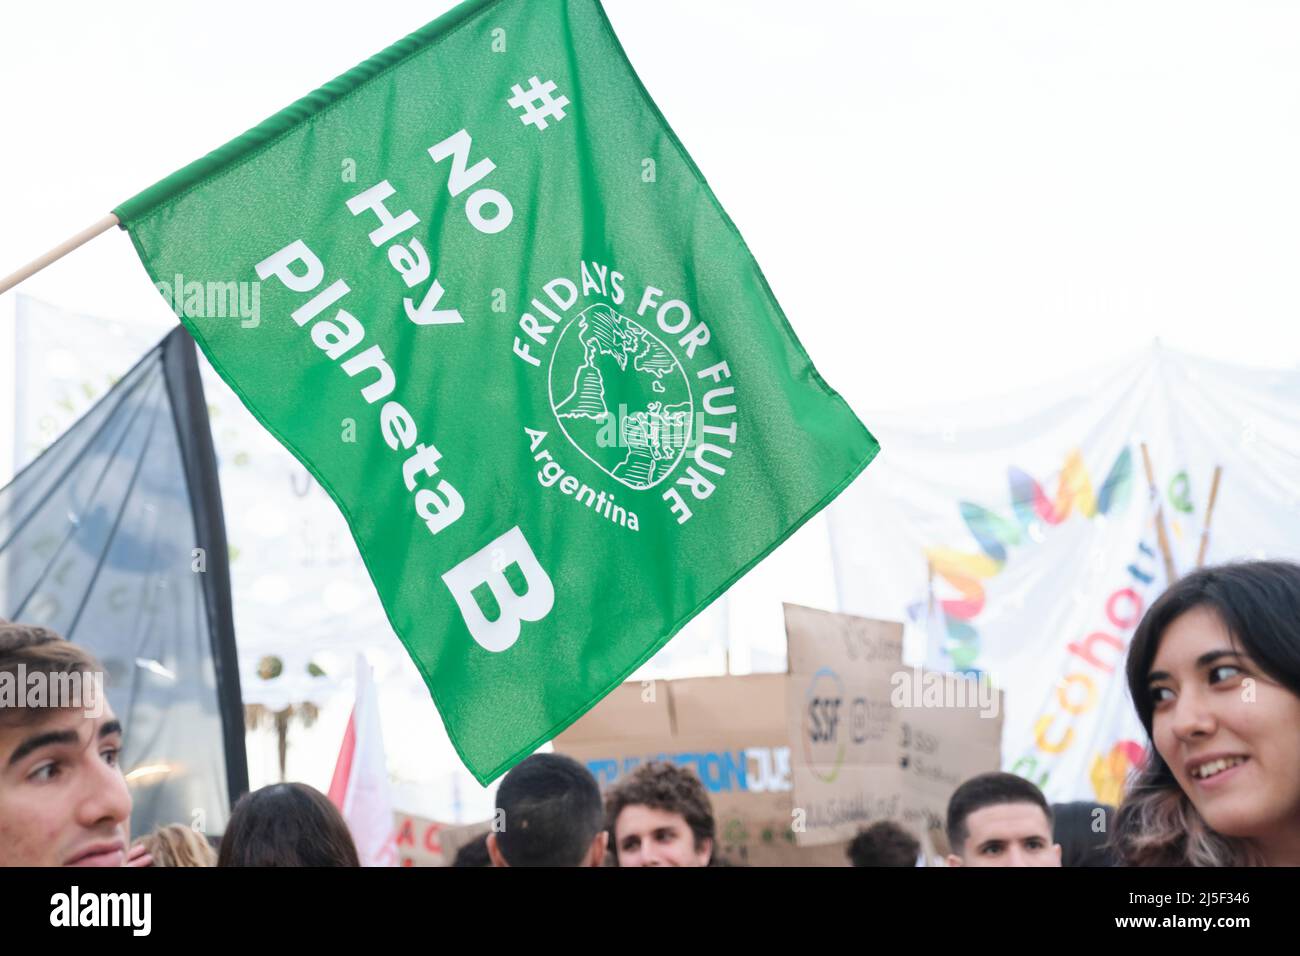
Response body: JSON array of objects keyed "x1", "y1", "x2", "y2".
[
  {"x1": 926, "y1": 559, "x2": 936, "y2": 616},
  {"x1": 1196, "y1": 465, "x2": 1224, "y2": 569},
  {"x1": 1140, "y1": 442, "x2": 1179, "y2": 584},
  {"x1": 924, "y1": 558, "x2": 941, "y2": 662},
  {"x1": 0, "y1": 214, "x2": 119, "y2": 296}
]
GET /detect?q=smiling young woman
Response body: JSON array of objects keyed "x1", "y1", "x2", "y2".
[{"x1": 1114, "y1": 561, "x2": 1300, "y2": 866}]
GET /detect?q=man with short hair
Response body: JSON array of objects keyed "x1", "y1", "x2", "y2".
[
  {"x1": 486, "y1": 753, "x2": 607, "y2": 867},
  {"x1": 945, "y1": 771, "x2": 1062, "y2": 867},
  {"x1": 846, "y1": 819, "x2": 921, "y2": 867},
  {"x1": 0, "y1": 622, "x2": 144, "y2": 867},
  {"x1": 605, "y1": 761, "x2": 715, "y2": 867}
]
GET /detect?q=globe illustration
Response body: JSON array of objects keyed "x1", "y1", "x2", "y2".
[{"x1": 548, "y1": 304, "x2": 693, "y2": 490}]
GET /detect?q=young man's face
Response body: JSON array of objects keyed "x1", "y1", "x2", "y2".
[
  {"x1": 0, "y1": 703, "x2": 132, "y2": 866},
  {"x1": 613, "y1": 804, "x2": 711, "y2": 867},
  {"x1": 947, "y1": 802, "x2": 1061, "y2": 868}
]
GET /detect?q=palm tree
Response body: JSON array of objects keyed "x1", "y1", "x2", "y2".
[{"x1": 244, "y1": 701, "x2": 320, "y2": 782}]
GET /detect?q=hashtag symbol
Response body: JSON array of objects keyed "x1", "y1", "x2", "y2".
[{"x1": 507, "y1": 75, "x2": 570, "y2": 131}]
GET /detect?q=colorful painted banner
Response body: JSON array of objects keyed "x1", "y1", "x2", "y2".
[{"x1": 827, "y1": 345, "x2": 1300, "y2": 803}]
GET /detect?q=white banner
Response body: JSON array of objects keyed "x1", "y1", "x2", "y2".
[{"x1": 827, "y1": 345, "x2": 1300, "y2": 803}]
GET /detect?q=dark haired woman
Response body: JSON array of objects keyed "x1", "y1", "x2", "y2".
[
  {"x1": 1114, "y1": 561, "x2": 1300, "y2": 866},
  {"x1": 218, "y1": 782, "x2": 361, "y2": 867}
]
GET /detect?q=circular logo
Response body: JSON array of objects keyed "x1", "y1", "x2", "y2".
[
  {"x1": 803, "y1": 667, "x2": 846, "y2": 783},
  {"x1": 547, "y1": 303, "x2": 693, "y2": 490}
]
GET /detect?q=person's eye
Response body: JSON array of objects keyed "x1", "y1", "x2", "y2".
[
  {"x1": 1149, "y1": 685, "x2": 1175, "y2": 706},
  {"x1": 29, "y1": 761, "x2": 60, "y2": 783},
  {"x1": 1209, "y1": 665, "x2": 1242, "y2": 684},
  {"x1": 1027, "y1": 840, "x2": 1044, "y2": 849},
  {"x1": 101, "y1": 747, "x2": 121, "y2": 767}
]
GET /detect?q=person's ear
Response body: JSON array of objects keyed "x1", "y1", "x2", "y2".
[
  {"x1": 697, "y1": 837, "x2": 714, "y2": 866},
  {"x1": 946, "y1": 853, "x2": 964, "y2": 868},
  {"x1": 486, "y1": 832, "x2": 509, "y2": 867},
  {"x1": 588, "y1": 830, "x2": 609, "y2": 867},
  {"x1": 1052, "y1": 843, "x2": 1063, "y2": 867}
]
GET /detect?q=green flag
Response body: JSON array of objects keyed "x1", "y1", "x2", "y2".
[{"x1": 114, "y1": 0, "x2": 879, "y2": 783}]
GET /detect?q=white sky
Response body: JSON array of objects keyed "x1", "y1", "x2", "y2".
[{"x1": 4, "y1": 0, "x2": 1300, "y2": 818}]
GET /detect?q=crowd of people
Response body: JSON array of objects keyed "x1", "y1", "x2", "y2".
[{"x1": 2, "y1": 559, "x2": 1299, "y2": 867}]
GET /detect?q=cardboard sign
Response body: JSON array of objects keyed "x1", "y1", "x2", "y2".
[
  {"x1": 392, "y1": 812, "x2": 492, "y2": 867},
  {"x1": 897, "y1": 669, "x2": 1005, "y2": 804},
  {"x1": 554, "y1": 605, "x2": 1002, "y2": 864},
  {"x1": 784, "y1": 603, "x2": 905, "y2": 675},
  {"x1": 785, "y1": 605, "x2": 906, "y2": 845},
  {"x1": 393, "y1": 811, "x2": 447, "y2": 866},
  {"x1": 785, "y1": 604, "x2": 1004, "y2": 848},
  {"x1": 556, "y1": 675, "x2": 850, "y2": 866}
]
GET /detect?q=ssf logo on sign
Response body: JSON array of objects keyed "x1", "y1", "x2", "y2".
[{"x1": 803, "y1": 667, "x2": 846, "y2": 783}]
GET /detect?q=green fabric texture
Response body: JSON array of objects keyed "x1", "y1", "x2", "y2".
[{"x1": 116, "y1": 0, "x2": 879, "y2": 783}]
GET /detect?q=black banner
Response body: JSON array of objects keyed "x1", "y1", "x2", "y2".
[{"x1": 1, "y1": 326, "x2": 247, "y2": 835}]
